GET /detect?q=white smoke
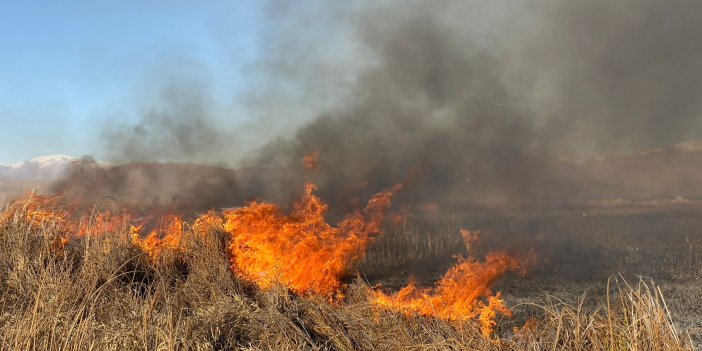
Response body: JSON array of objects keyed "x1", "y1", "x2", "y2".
[{"x1": 0, "y1": 155, "x2": 76, "y2": 182}]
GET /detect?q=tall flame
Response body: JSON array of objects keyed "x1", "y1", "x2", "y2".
[{"x1": 223, "y1": 183, "x2": 401, "y2": 296}]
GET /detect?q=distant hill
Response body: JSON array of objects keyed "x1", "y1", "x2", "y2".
[
  {"x1": 554, "y1": 141, "x2": 702, "y2": 208},
  {"x1": 0, "y1": 155, "x2": 77, "y2": 199}
]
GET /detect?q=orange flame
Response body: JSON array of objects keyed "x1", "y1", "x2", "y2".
[
  {"x1": 372, "y1": 229, "x2": 522, "y2": 336},
  {"x1": 131, "y1": 215, "x2": 185, "y2": 258},
  {"x1": 4, "y1": 193, "x2": 206, "y2": 259},
  {"x1": 303, "y1": 151, "x2": 320, "y2": 170},
  {"x1": 0, "y1": 193, "x2": 78, "y2": 248},
  {"x1": 223, "y1": 183, "x2": 400, "y2": 296},
  {"x1": 4, "y1": 165, "x2": 525, "y2": 336},
  {"x1": 77, "y1": 212, "x2": 134, "y2": 238},
  {"x1": 192, "y1": 210, "x2": 224, "y2": 235},
  {"x1": 1, "y1": 194, "x2": 73, "y2": 232}
]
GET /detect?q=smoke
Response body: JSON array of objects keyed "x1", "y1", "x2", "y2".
[
  {"x1": 101, "y1": 71, "x2": 239, "y2": 165},
  {"x1": 50, "y1": 157, "x2": 243, "y2": 214},
  {"x1": 517, "y1": 0, "x2": 702, "y2": 158},
  {"x1": 236, "y1": 0, "x2": 702, "y2": 210},
  {"x1": 242, "y1": 19, "x2": 555, "y2": 208},
  {"x1": 53, "y1": 0, "x2": 702, "y2": 212}
]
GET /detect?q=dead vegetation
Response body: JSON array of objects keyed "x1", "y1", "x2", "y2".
[{"x1": 0, "y1": 198, "x2": 693, "y2": 350}]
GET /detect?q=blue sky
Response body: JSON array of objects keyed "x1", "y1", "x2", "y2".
[{"x1": 0, "y1": 0, "x2": 263, "y2": 163}]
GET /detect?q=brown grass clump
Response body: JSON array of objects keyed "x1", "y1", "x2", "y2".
[
  {"x1": 0, "y1": 198, "x2": 692, "y2": 350},
  {"x1": 512, "y1": 277, "x2": 691, "y2": 350}
]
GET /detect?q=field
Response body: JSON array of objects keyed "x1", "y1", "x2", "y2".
[
  {"x1": 0, "y1": 196, "x2": 698, "y2": 350},
  {"x1": 365, "y1": 208, "x2": 702, "y2": 348}
]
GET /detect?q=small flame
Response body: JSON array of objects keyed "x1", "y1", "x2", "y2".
[
  {"x1": 372, "y1": 229, "x2": 522, "y2": 336},
  {"x1": 303, "y1": 151, "x2": 320, "y2": 170},
  {"x1": 1, "y1": 194, "x2": 72, "y2": 232},
  {"x1": 0, "y1": 194, "x2": 77, "y2": 248}
]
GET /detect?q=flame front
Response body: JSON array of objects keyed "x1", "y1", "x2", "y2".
[
  {"x1": 4, "y1": 175, "x2": 524, "y2": 337},
  {"x1": 223, "y1": 183, "x2": 399, "y2": 296},
  {"x1": 372, "y1": 230, "x2": 522, "y2": 336},
  {"x1": 1, "y1": 194, "x2": 73, "y2": 233}
]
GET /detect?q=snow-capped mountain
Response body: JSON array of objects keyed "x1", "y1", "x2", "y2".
[{"x1": 0, "y1": 155, "x2": 77, "y2": 182}]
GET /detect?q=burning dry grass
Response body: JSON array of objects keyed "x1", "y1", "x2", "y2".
[
  {"x1": 223, "y1": 183, "x2": 399, "y2": 297},
  {"x1": 0, "y1": 196, "x2": 693, "y2": 350}
]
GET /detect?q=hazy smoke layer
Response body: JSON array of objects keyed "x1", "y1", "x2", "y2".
[
  {"x1": 102, "y1": 76, "x2": 237, "y2": 164},
  {"x1": 51, "y1": 158, "x2": 243, "y2": 214},
  {"x1": 519, "y1": 0, "x2": 702, "y2": 157},
  {"x1": 55, "y1": 0, "x2": 702, "y2": 212}
]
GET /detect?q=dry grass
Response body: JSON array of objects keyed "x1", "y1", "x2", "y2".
[
  {"x1": 513, "y1": 277, "x2": 691, "y2": 350},
  {"x1": 0, "y1": 200, "x2": 693, "y2": 350}
]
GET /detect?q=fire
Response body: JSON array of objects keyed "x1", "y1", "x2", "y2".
[
  {"x1": 192, "y1": 210, "x2": 224, "y2": 235},
  {"x1": 372, "y1": 229, "x2": 522, "y2": 336},
  {"x1": 302, "y1": 151, "x2": 320, "y2": 170},
  {"x1": 1, "y1": 193, "x2": 141, "y2": 248},
  {"x1": 1, "y1": 193, "x2": 186, "y2": 257},
  {"x1": 219, "y1": 175, "x2": 523, "y2": 335},
  {"x1": 77, "y1": 212, "x2": 134, "y2": 238},
  {"x1": 3, "y1": 156, "x2": 526, "y2": 337},
  {"x1": 1, "y1": 193, "x2": 74, "y2": 233},
  {"x1": 0, "y1": 193, "x2": 79, "y2": 248},
  {"x1": 130, "y1": 215, "x2": 185, "y2": 258},
  {"x1": 223, "y1": 183, "x2": 401, "y2": 296}
]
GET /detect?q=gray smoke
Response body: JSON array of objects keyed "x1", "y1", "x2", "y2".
[
  {"x1": 55, "y1": 0, "x2": 702, "y2": 212},
  {"x1": 236, "y1": 0, "x2": 702, "y2": 210},
  {"x1": 50, "y1": 158, "x2": 243, "y2": 214},
  {"x1": 518, "y1": 0, "x2": 702, "y2": 158},
  {"x1": 102, "y1": 74, "x2": 237, "y2": 165}
]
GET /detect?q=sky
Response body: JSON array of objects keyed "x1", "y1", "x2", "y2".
[
  {"x1": 0, "y1": 0, "x2": 262, "y2": 163},
  {"x1": 2, "y1": 1, "x2": 701, "y2": 166}
]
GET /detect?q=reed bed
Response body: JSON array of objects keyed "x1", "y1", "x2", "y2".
[{"x1": 0, "y1": 199, "x2": 692, "y2": 350}]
